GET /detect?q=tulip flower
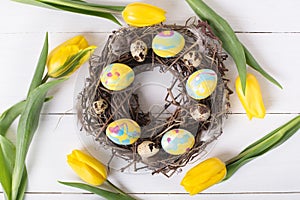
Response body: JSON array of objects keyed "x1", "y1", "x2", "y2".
[
  {"x1": 122, "y1": 2, "x2": 166, "y2": 27},
  {"x1": 180, "y1": 116, "x2": 300, "y2": 195},
  {"x1": 236, "y1": 73, "x2": 266, "y2": 120},
  {"x1": 64, "y1": 149, "x2": 137, "y2": 200},
  {"x1": 67, "y1": 150, "x2": 107, "y2": 186},
  {"x1": 181, "y1": 157, "x2": 226, "y2": 195},
  {"x1": 47, "y1": 35, "x2": 96, "y2": 78}
]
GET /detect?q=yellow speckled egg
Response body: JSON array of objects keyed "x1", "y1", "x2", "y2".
[
  {"x1": 161, "y1": 129, "x2": 195, "y2": 155},
  {"x1": 152, "y1": 30, "x2": 185, "y2": 58},
  {"x1": 186, "y1": 69, "x2": 217, "y2": 100},
  {"x1": 100, "y1": 63, "x2": 134, "y2": 91},
  {"x1": 106, "y1": 119, "x2": 141, "y2": 145}
]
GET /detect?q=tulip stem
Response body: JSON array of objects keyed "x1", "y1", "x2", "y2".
[
  {"x1": 42, "y1": 74, "x2": 49, "y2": 84},
  {"x1": 106, "y1": 179, "x2": 130, "y2": 197},
  {"x1": 37, "y1": 0, "x2": 123, "y2": 15},
  {"x1": 224, "y1": 115, "x2": 300, "y2": 181}
]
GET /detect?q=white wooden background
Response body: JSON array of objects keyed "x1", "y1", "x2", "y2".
[{"x1": 1, "y1": 0, "x2": 300, "y2": 199}]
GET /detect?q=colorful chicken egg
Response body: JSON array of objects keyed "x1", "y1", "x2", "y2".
[
  {"x1": 152, "y1": 30, "x2": 185, "y2": 58},
  {"x1": 100, "y1": 63, "x2": 134, "y2": 91},
  {"x1": 161, "y1": 129, "x2": 195, "y2": 155},
  {"x1": 106, "y1": 119, "x2": 141, "y2": 145},
  {"x1": 186, "y1": 69, "x2": 218, "y2": 100}
]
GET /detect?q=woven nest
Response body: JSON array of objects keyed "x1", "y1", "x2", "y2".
[{"x1": 77, "y1": 20, "x2": 232, "y2": 177}]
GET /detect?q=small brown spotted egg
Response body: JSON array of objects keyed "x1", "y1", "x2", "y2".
[
  {"x1": 137, "y1": 141, "x2": 159, "y2": 158},
  {"x1": 189, "y1": 104, "x2": 211, "y2": 122},
  {"x1": 92, "y1": 99, "x2": 108, "y2": 114},
  {"x1": 130, "y1": 40, "x2": 148, "y2": 62},
  {"x1": 182, "y1": 51, "x2": 202, "y2": 68}
]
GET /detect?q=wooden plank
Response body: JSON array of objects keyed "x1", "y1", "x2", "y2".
[
  {"x1": 2, "y1": 193, "x2": 300, "y2": 200},
  {"x1": 0, "y1": 33, "x2": 299, "y2": 114},
  {"x1": 2, "y1": 114, "x2": 296, "y2": 193},
  {"x1": 1, "y1": 0, "x2": 300, "y2": 33}
]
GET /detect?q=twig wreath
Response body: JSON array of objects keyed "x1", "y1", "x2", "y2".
[{"x1": 77, "y1": 20, "x2": 232, "y2": 177}]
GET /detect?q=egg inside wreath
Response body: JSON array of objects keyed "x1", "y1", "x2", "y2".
[{"x1": 78, "y1": 22, "x2": 231, "y2": 177}]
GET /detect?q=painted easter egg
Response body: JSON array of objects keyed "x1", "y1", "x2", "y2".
[
  {"x1": 186, "y1": 69, "x2": 218, "y2": 100},
  {"x1": 152, "y1": 30, "x2": 185, "y2": 58},
  {"x1": 161, "y1": 129, "x2": 195, "y2": 155},
  {"x1": 106, "y1": 119, "x2": 141, "y2": 145},
  {"x1": 100, "y1": 63, "x2": 134, "y2": 91}
]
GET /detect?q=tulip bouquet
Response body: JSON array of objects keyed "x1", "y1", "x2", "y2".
[{"x1": 0, "y1": 34, "x2": 95, "y2": 200}]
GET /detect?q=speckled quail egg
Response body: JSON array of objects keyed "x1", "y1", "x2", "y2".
[
  {"x1": 137, "y1": 141, "x2": 159, "y2": 158},
  {"x1": 182, "y1": 51, "x2": 202, "y2": 68},
  {"x1": 189, "y1": 104, "x2": 211, "y2": 122},
  {"x1": 92, "y1": 99, "x2": 108, "y2": 114},
  {"x1": 130, "y1": 40, "x2": 148, "y2": 62}
]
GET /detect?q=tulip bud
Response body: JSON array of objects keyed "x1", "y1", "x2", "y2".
[
  {"x1": 47, "y1": 35, "x2": 96, "y2": 78},
  {"x1": 122, "y1": 2, "x2": 166, "y2": 27},
  {"x1": 236, "y1": 73, "x2": 266, "y2": 120},
  {"x1": 181, "y1": 157, "x2": 226, "y2": 195},
  {"x1": 67, "y1": 150, "x2": 107, "y2": 186}
]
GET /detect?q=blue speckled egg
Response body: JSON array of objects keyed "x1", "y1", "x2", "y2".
[
  {"x1": 186, "y1": 69, "x2": 218, "y2": 100},
  {"x1": 106, "y1": 119, "x2": 141, "y2": 145},
  {"x1": 152, "y1": 30, "x2": 185, "y2": 58},
  {"x1": 161, "y1": 129, "x2": 195, "y2": 155},
  {"x1": 100, "y1": 63, "x2": 134, "y2": 91}
]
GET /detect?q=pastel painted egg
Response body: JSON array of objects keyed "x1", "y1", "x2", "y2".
[
  {"x1": 152, "y1": 30, "x2": 185, "y2": 58},
  {"x1": 100, "y1": 63, "x2": 134, "y2": 91},
  {"x1": 161, "y1": 129, "x2": 195, "y2": 155},
  {"x1": 186, "y1": 69, "x2": 218, "y2": 100},
  {"x1": 106, "y1": 118, "x2": 141, "y2": 145}
]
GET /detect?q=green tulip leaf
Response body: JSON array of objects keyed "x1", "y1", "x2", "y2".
[
  {"x1": 11, "y1": 0, "x2": 57, "y2": 9},
  {"x1": 0, "y1": 135, "x2": 28, "y2": 200},
  {"x1": 224, "y1": 115, "x2": 300, "y2": 181},
  {"x1": 27, "y1": 33, "x2": 48, "y2": 95},
  {"x1": 0, "y1": 135, "x2": 15, "y2": 199},
  {"x1": 12, "y1": 0, "x2": 124, "y2": 25},
  {"x1": 11, "y1": 78, "x2": 66, "y2": 200},
  {"x1": 15, "y1": 169, "x2": 28, "y2": 200},
  {"x1": 0, "y1": 33, "x2": 49, "y2": 138},
  {"x1": 59, "y1": 181, "x2": 136, "y2": 200},
  {"x1": 44, "y1": 3, "x2": 122, "y2": 25},
  {"x1": 0, "y1": 101, "x2": 25, "y2": 137},
  {"x1": 186, "y1": 0, "x2": 247, "y2": 93},
  {"x1": 243, "y1": 45, "x2": 283, "y2": 89},
  {"x1": 0, "y1": 96, "x2": 52, "y2": 138},
  {"x1": 60, "y1": 0, "x2": 125, "y2": 12}
]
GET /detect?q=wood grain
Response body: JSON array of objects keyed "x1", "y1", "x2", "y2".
[{"x1": 0, "y1": 0, "x2": 299, "y2": 199}]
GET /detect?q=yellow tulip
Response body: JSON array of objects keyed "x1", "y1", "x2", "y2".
[
  {"x1": 47, "y1": 35, "x2": 96, "y2": 78},
  {"x1": 236, "y1": 73, "x2": 266, "y2": 120},
  {"x1": 181, "y1": 157, "x2": 226, "y2": 195},
  {"x1": 122, "y1": 2, "x2": 166, "y2": 27},
  {"x1": 67, "y1": 150, "x2": 107, "y2": 186}
]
